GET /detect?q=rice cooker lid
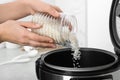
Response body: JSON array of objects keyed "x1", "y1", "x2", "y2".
[{"x1": 110, "y1": 0, "x2": 120, "y2": 51}]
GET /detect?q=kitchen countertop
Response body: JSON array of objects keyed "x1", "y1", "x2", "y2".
[{"x1": 0, "y1": 48, "x2": 41, "y2": 80}]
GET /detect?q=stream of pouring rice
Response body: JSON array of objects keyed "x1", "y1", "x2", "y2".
[{"x1": 69, "y1": 33, "x2": 81, "y2": 68}]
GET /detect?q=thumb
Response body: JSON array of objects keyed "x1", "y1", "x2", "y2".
[{"x1": 18, "y1": 21, "x2": 42, "y2": 29}]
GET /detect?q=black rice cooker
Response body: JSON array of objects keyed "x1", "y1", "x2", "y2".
[{"x1": 36, "y1": 0, "x2": 120, "y2": 80}]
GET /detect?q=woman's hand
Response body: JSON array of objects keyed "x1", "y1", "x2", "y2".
[
  {"x1": 17, "y1": 0, "x2": 62, "y2": 17},
  {"x1": 0, "y1": 0, "x2": 62, "y2": 23},
  {"x1": 0, "y1": 20, "x2": 56, "y2": 47}
]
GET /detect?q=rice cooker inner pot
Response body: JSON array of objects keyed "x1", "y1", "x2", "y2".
[{"x1": 40, "y1": 48, "x2": 118, "y2": 72}]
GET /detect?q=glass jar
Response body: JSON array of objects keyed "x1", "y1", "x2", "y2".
[{"x1": 32, "y1": 13, "x2": 78, "y2": 46}]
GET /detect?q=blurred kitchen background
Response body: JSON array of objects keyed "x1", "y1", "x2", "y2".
[{"x1": 0, "y1": 0, "x2": 114, "y2": 52}]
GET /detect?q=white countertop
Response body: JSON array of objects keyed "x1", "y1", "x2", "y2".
[{"x1": 0, "y1": 48, "x2": 40, "y2": 80}]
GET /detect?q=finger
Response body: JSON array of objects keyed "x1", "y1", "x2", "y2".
[
  {"x1": 28, "y1": 40, "x2": 56, "y2": 48},
  {"x1": 18, "y1": 21, "x2": 41, "y2": 29},
  {"x1": 51, "y1": 5, "x2": 62, "y2": 12},
  {"x1": 46, "y1": 7, "x2": 60, "y2": 17},
  {"x1": 27, "y1": 32, "x2": 54, "y2": 43}
]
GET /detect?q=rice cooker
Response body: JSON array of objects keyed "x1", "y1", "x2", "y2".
[{"x1": 35, "y1": 0, "x2": 120, "y2": 80}]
